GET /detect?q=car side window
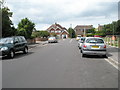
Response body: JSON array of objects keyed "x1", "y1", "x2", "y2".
[
  {"x1": 18, "y1": 37, "x2": 23, "y2": 42},
  {"x1": 14, "y1": 37, "x2": 19, "y2": 43},
  {"x1": 21, "y1": 37, "x2": 26, "y2": 42}
]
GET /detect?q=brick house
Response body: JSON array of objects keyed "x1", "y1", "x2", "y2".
[
  {"x1": 74, "y1": 25, "x2": 93, "y2": 37},
  {"x1": 47, "y1": 23, "x2": 69, "y2": 39}
]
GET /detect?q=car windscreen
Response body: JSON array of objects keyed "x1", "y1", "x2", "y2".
[
  {"x1": 0, "y1": 38, "x2": 13, "y2": 44},
  {"x1": 86, "y1": 38, "x2": 104, "y2": 43},
  {"x1": 49, "y1": 37, "x2": 56, "y2": 39}
]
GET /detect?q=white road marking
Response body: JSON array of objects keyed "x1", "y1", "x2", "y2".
[
  {"x1": 69, "y1": 39, "x2": 73, "y2": 43},
  {"x1": 104, "y1": 58, "x2": 119, "y2": 70}
]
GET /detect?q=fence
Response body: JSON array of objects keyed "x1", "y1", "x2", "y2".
[
  {"x1": 104, "y1": 35, "x2": 120, "y2": 48},
  {"x1": 35, "y1": 37, "x2": 48, "y2": 41},
  {"x1": 27, "y1": 38, "x2": 36, "y2": 44}
]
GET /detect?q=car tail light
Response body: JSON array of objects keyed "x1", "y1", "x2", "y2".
[
  {"x1": 104, "y1": 45, "x2": 106, "y2": 48},
  {"x1": 83, "y1": 45, "x2": 87, "y2": 48}
]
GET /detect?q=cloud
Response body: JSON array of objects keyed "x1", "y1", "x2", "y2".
[{"x1": 5, "y1": 0, "x2": 119, "y2": 30}]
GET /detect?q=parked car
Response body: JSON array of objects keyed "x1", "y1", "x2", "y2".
[
  {"x1": 81, "y1": 37, "x2": 107, "y2": 57},
  {"x1": 76, "y1": 36, "x2": 81, "y2": 41},
  {"x1": 78, "y1": 37, "x2": 86, "y2": 49},
  {"x1": 0, "y1": 36, "x2": 28, "y2": 58},
  {"x1": 48, "y1": 37, "x2": 58, "y2": 43}
]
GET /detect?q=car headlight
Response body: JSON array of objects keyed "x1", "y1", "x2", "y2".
[{"x1": 1, "y1": 47, "x2": 8, "y2": 51}]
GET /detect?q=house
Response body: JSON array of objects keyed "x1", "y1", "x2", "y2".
[
  {"x1": 74, "y1": 25, "x2": 93, "y2": 37},
  {"x1": 98, "y1": 24, "x2": 104, "y2": 31},
  {"x1": 47, "y1": 23, "x2": 69, "y2": 39}
]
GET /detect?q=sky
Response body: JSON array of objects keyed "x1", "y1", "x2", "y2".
[{"x1": 4, "y1": 0, "x2": 119, "y2": 30}]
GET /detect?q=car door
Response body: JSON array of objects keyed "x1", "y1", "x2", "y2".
[
  {"x1": 14, "y1": 37, "x2": 21, "y2": 51},
  {"x1": 19, "y1": 36, "x2": 27, "y2": 50}
]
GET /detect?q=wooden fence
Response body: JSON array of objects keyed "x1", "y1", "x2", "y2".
[{"x1": 104, "y1": 35, "x2": 120, "y2": 48}]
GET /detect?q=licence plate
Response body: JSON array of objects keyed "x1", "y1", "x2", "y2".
[{"x1": 92, "y1": 46, "x2": 99, "y2": 48}]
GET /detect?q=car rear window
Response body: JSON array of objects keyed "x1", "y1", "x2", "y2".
[{"x1": 86, "y1": 38, "x2": 104, "y2": 43}]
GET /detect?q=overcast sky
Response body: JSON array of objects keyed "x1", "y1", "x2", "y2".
[{"x1": 5, "y1": 0, "x2": 119, "y2": 30}]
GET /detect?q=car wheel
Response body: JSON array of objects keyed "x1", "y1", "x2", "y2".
[
  {"x1": 23, "y1": 47, "x2": 28, "y2": 54},
  {"x1": 8, "y1": 50, "x2": 15, "y2": 58}
]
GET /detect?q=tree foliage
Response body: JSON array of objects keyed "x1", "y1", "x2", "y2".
[
  {"x1": 2, "y1": 7, "x2": 16, "y2": 37},
  {"x1": 116, "y1": 20, "x2": 120, "y2": 35},
  {"x1": 68, "y1": 28, "x2": 76, "y2": 38},
  {"x1": 17, "y1": 18, "x2": 35, "y2": 39},
  {"x1": 86, "y1": 28, "x2": 96, "y2": 34},
  {"x1": 102, "y1": 20, "x2": 119, "y2": 35},
  {"x1": 32, "y1": 31, "x2": 50, "y2": 38}
]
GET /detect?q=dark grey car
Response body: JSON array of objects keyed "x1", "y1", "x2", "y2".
[{"x1": 0, "y1": 36, "x2": 28, "y2": 58}]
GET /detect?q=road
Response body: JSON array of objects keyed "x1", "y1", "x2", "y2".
[{"x1": 2, "y1": 39, "x2": 118, "y2": 88}]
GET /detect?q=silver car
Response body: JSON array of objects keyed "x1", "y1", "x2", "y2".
[
  {"x1": 48, "y1": 37, "x2": 58, "y2": 43},
  {"x1": 78, "y1": 37, "x2": 86, "y2": 49},
  {"x1": 81, "y1": 37, "x2": 107, "y2": 57}
]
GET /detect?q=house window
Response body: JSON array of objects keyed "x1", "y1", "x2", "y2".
[
  {"x1": 59, "y1": 31, "x2": 61, "y2": 33},
  {"x1": 51, "y1": 30, "x2": 54, "y2": 33},
  {"x1": 55, "y1": 31, "x2": 58, "y2": 33}
]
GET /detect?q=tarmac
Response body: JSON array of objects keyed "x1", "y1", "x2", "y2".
[{"x1": 28, "y1": 41, "x2": 120, "y2": 70}]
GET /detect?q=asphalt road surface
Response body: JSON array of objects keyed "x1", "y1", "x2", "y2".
[{"x1": 2, "y1": 39, "x2": 118, "y2": 88}]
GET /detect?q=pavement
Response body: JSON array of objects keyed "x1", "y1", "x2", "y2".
[
  {"x1": 106, "y1": 45, "x2": 119, "y2": 70},
  {"x1": 2, "y1": 39, "x2": 118, "y2": 88},
  {"x1": 28, "y1": 41, "x2": 48, "y2": 49}
]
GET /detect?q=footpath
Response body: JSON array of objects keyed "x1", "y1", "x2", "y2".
[
  {"x1": 28, "y1": 41, "x2": 48, "y2": 49},
  {"x1": 107, "y1": 45, "x2": 119, "y2": 70}
]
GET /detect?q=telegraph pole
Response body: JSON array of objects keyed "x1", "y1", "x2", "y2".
[
  {"x1": 70, "y1": 24, "x2": 72, "y2": 28},
  {"x1": 83, "y1": 27, "x2": 86, "y2": 37}
]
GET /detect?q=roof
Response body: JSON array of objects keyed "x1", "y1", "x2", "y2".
[
  {"x1": 47, "y1": 23, "x2": 67, "y2": 31},
  {"x1": 74, "y1": 25, "x2": 93, "y2": 29},
  {"x1": 60, "y1": 30, "x2": 69, "y2": 35}
]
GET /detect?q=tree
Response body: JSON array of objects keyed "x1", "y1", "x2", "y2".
[
  {"x1": 32, "y1": 31, "x2": 50, "y2": 38},
  {"x1": 17, "y1": 18, "x2": 35, "y2": 39},
  {"x1": 86, "y1": 28, "x2": 96, "y2": 34},
  {"x1": 68, "y1": 28, "x2": 76, "y2": 38},
  {"x1": 116, "y1": 20, "x2": 120, "y2": 35},
  {"x1": 2, "y1": 7, "x2": 16, "y2": 37}
]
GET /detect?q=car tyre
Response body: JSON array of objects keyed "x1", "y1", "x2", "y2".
[
  {"x1": 23, "y1": 47, "x2": 28, "y2": 54},
  {"x1": 8, "y1": 50, "x2": 15, "y2": 59}
]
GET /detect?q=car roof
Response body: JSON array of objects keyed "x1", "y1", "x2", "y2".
[
  {"x1": 85, "y1": 37, "x2": 103, "y2": 39},
  {"x1": 1, "y1": 36, "x2": 24, "y2": 38}
]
